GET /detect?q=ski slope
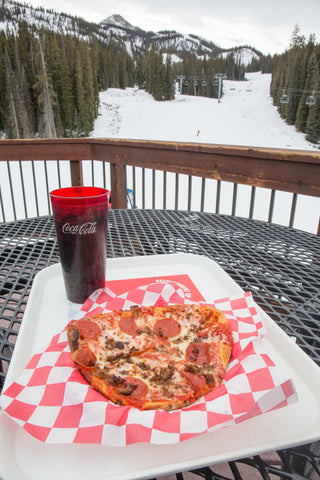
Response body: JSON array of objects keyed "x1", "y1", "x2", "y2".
[{"x1": 91, "y1": 72, "x2": 317, "y2": 150}]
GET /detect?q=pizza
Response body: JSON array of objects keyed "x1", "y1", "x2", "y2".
[{"x1": 67, "y1": 304, "x2": 233, "y2": 411}]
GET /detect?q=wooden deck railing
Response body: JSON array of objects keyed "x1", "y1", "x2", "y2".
[{"x1": 1, "y1": 138, "x2": 320, "y2": 234}]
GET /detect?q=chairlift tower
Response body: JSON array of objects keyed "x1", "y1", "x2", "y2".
[
  {"x1": 215, "y1": 73, "x2": 227, "y2": 103},
  {"x1": 177, "y1": 75, "x2": 185, "y2": 93},
  {"x1": 193, "y1": 80, "x2": 198, "y2": 96}
]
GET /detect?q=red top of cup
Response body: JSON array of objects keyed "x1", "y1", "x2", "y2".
[{"x1": 50, "y1": 187, "x2": 109, "y2": 206}]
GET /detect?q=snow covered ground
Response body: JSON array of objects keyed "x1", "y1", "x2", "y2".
[
  {"x1": 89, "y1": 72, "x2": 320, "y2": 233},
  {"x1": 91, "y1": 72, "x2": 317, "y2": 149},
  {"x1": 1, "y1": 72, "x2": 319, "y2": 233}
]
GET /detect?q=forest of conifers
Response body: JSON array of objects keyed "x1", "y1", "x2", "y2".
[
  {"x1": 0, "y1": 21, "x2": 319, "y2": 144},
  {"x1": 270, "y1": 27, "x2": 320, "y2": 144},
  {"x1": 0, "y1": 24, "x2": 135, "y2": 138}
]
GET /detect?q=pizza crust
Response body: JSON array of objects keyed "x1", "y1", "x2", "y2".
[{"x1": 220, "y1": 343, "x2": 233, "y2": 370}]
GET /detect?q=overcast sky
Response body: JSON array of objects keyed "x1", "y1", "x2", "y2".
[{"x1": 25, "y1": 0, "x2": 320, "y2": 55}]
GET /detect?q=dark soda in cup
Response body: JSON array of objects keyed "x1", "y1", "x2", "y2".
[{"x1": 50, "y1": 186, "x2": 109, "y2": 303}]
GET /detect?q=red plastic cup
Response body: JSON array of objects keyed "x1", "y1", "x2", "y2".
[{"x1": 50, "y1": 186, "x2": 109, "y2": 304}]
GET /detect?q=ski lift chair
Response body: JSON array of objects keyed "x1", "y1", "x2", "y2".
[
  {"x1": 280, "y1": 90, "x2": 289, "y2": 104},
  {"x1": 306, "y1": 92, "x2": 316, "y2": 106}
]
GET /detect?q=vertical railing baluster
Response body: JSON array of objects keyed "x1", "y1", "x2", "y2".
[
  {"x1": 123, "y1": 166, "x2": 127, "y2": 207},
  {"x1": 215, "y1": 180, "x2": 221, "y2": 213},
  {"x1": 7, "y1": 162, "x2": 17, "y2": 221},
  {"x1": 187, "y1": 176, "x2": 192, "y2": 211},
  {"x1": 268, "y1": 189, "x2": 276, "y2": 223},
  {"x1": 232, "y1": 183, "x2": 238, "y2": 216},
  {"x1": 175, "y1": 173, "x2": 179, "y2": 210},
  {"x1": 31, "y1": 161, "x2": 40, "y2": 217},
  {"x1": 200, "y1": 178, "x2": 206, "y2": 212},
  {"x1": 289, "y1": 193, "x2": 298, "y2": 228},
  {"x1": 57, "y1": 160, "x2": 62, "y2": 188},
  {"x1": 163, "y1": 171, "x2": 167, "y2": 209},
  {"x1": 19, "y1": 160, "x2": 27, "y2": 218},
  {"x1": 0, "y1": 186, "x2": 6, "y2": 222},
  {"x1": 91, "y1": 160, "x2": 95, "y2": 186},
  {"x1": 152, "y1": 170, "x2": 156, "y2": 209},
  {"x1": 249, "y1": 186, "x2": 256, "y2": 219},
  {"x1": 142, "y1": 168, "x2": 145, "y2": 209},
  {"x1": 103, "y1": 161, "x2": 107, "y2": 189},
  {"x1": 44, "y1": 161, "x2": 51, "y2": 214},
  {"x1": 132, "y1": 167, "x2": 136, "y2": 208}
]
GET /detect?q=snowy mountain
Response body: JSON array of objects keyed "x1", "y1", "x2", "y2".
[
  {"x1": 98, "y1": 14, "x2": 219, "y2": 58},
  {"x1": 100, "y1": 14, "x2": 139, "y2": 31},
  {"x1": 220, "y1": 47, "x2": 260, "y2": 67},
  {"x1": 0, "y1": 1, "x2": 262, "y2": 64},
  {"x1": 0, "y1": 1, "x2": 79, "y2": 35}
]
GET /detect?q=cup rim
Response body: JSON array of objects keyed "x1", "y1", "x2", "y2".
[{"x1": 50, "y1": 186, "x2": 109, "y2": 200}]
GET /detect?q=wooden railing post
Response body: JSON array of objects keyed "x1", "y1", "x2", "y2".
[
  {"x1": 70, "y1": 160, "x2": 83, "y2": 186},
  {"x1": 110, "y1": 163, "x2": 127, "y2": 209}
]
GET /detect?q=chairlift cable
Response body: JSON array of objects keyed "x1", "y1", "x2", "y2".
[{"x1": 270, "y1": 86, "x2": 320, "y2": 95}]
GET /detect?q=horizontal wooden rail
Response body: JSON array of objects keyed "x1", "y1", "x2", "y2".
[
  {"x1": 0, "y1": 138, "x2": 93, "y2": 161},
  {"x1": 92, "y1": 139, "x2": 320, "y2": 198},
  {"x1": 2, "y1": 138, "x2": 320, "y2": 194},
  {"x1": 1, "y1": 138, "x2": 320, "y2": 230}
]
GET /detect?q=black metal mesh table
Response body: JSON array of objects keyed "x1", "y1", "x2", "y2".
[{"x1": 0, "y1": 210, "x2": 319, "y2": 480}]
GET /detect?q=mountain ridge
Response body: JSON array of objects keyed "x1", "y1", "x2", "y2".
[
  {"x1": 0, "y1": 0, "x2": 262, "y2": 64},
  {"x1": 100, "y1": 14, "x2": 140, "y2": 31}
]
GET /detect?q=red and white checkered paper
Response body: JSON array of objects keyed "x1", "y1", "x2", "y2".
[{"x1": 0, "y1": 279, "x2": 297, "y2": 446}]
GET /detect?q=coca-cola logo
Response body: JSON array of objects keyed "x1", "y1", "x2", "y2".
[{"x1": 62, "y1": 222, "x2": 97, "y2": 234}]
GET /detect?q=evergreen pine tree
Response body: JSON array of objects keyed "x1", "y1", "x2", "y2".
[
  {"x1": 295, "y1": 72, "x2": 312, "y2": 132},
  {"x1": 33, "y1": 36, "x2": 57, "y2": 138},
  {"x1": 135, "y1": 55, "x2": 145, "y2": 88},
  {"x1": 3, "y1": 44, "x2": 33, "y2": 138},
  {"x1": 4, "y1": 47, "x2": 21, "y2": 137},
  {"x1": 59, "y1": 37, "x2": 75, "y2": 135},
  {"x1": 89, "y1": 36, "x2": 100, "y2": 114},
  {"x1": 145, "y1": 43, "x2": 157, "y2": 96},
  {"x1": 74, "y1": 47, "x2": 86, "y2": 135},
  {"x1": 286, "y1": 47, "x2": 305, "y2": 125},
  {"x1": 164, "y1": 53, "x2": 174, "y2": 100},
  {"x1": 13, "y1": 39, "x2": 33, "y2": 137},
  {"x1": 16, "y1": 22, "x2": 37, "y2": 133},
  {"x1": 305, "y1": 59, "x2": 320, "y2": 143},
  {"x1": 295, "y1": 36, "x2": 317, "y2": 132}
]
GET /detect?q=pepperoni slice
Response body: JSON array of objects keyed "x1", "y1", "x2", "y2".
[
  {"x1": 118, "y1": 376, "x2": 148, "y2": 398},
  {"x1": 154, "y1": 319, "x2": 181, "y2": 338},
  {"x1": 214, "y1": 324, "x2": 233, "y2": 344},
  {"x1": 72, "y1": 348, "x2": 96, "y2": 368},
  {"x1": 76, "y1": 319, "x2": 101, "y2": 340},
  {"x1": 119, "y1": 314, "x2": 141, "y2": 336},
  {"x1": 186, "y1": 342, "x2": 210, "y2": 364},
  {"x1": 183, "y1": 371, "x2": 205, "y2": 395}
]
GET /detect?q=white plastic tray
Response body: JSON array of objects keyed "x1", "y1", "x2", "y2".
[{"x1": 1, "y1": 253, "x2": 320, "y2": 480}]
